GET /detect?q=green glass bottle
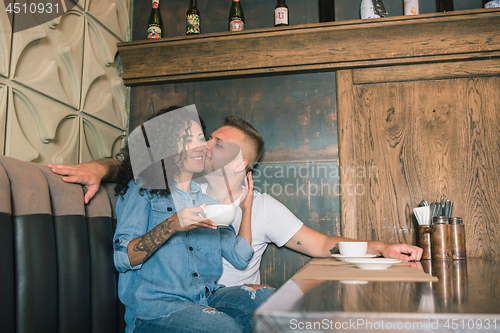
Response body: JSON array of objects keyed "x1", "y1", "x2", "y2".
[
  {"x1": 147, "y1": 0, "x2": 163, "y2": 39},
  {"x1": 436, "y1": 0, "x2": 453, "y2": 12},
  {"x1": 186, "y1": 0, "x2": 200, "y2": 34},
  {"x1": 229, "y1": 0, "x2": 244, "y2": 31},
  {"x1": 319, "y1": 0, "x2": 335, "y2": 22}
]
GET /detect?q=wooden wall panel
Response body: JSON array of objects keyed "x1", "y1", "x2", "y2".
[{"x1": 351, "y1": 77, "x2": 500, "y2": 258}]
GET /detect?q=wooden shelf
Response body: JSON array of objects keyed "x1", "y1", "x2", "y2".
[{"x1": 118, "y1": 8, "x2": 500, "y2": 86}]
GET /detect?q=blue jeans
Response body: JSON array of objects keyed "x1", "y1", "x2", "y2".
[{"x1": 133, "y1": 285, "x2": 274, "y2": 333}]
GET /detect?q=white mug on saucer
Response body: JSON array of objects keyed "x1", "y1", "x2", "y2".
[{"x1": 338, "y1": 241, "x2": 368, "y2": 257}]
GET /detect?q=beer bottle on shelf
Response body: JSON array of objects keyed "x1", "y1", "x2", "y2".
[
  {"x1": 483, "y1": 0, "x2": 500, "y2": 7},
  {"x1": 275, "y1": 0, "x2": 289, "y2": 26},
  {"x1": 404, "y1": 0, "x2": 419, "y2": 15},
  {"x1": 436, "y1": 0, "x2": 453, "y2": 12},
  {"x1": 147, "y1": 0, "x2": 163, "y2": 39},
  {"x1": 229, "y1": 0, "x2": 244, "y2": 31},
  {"x1": 186, "y1": 0, "x2": 200, "y2": 34},
  {"x1": 319, "y1": 0, "x2": 335, "y2": 22},
  {"x1": 360, "y1": 0, "x2": 380, "y2": 19}
]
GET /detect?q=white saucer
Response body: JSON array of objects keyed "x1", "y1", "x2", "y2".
[
  {"x1": 344, "y1": 258, "x2": 401, "y2": 270},
  {"x1": 331, "y1": 254, "x2": 377, "y2": 262},
  {"x1": 340, "y1": 280, "x2": 369, "y2": 285}
]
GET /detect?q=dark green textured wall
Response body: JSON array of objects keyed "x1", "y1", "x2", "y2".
[
  {"x1": 129, "y1": 72, "x2": 339, "y2": 288},
  {"x1": 129, "y1": 0, "x2": 484, "y2": 287}
]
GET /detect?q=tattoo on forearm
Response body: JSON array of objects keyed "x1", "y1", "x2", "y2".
[
  {"x1": 133, "y1": 218, "x2": 174, "y2": 260},
  {"x1": 330, "y1": 244, "x2": 339, "y2": 254},
  {"x1": 297, "y1": 241, "x2": 302, "y2": 246}
]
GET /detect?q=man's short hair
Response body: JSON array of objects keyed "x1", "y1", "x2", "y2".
[{"x1": 223, "y1": 115, "x2": 265, "y2": 172}]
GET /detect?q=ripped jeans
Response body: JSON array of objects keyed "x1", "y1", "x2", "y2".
[{"x1": 133, "y1": 285, "x2": 274, "y2": 333}]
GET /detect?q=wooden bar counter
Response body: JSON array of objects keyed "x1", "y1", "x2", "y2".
[{"x1": 254, "y1": 259, "x2": 500, "y2": 333}]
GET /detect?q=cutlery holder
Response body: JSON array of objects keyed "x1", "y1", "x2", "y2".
[
  {"x1": 431, "y1": 217, "x2": 452, "y2": 260},
  {"x1": 418, "y1": 225, "x2": 432, "y2": 260}
]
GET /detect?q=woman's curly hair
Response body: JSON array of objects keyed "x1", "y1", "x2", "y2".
[{"x1": 114, "y1": 105, "x2": 205, "y2": 198}]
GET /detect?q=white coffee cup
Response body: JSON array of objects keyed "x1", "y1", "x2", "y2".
[
  {"x1": 338, "y1": 241, "x2": 368, "y2": 257},
  {"x1": 202, "y1": 204, "x2": 237, "y2": 227}
]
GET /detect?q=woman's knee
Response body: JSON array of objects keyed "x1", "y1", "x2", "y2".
[
  {"x1": 243, "y1": 284, "x2": 274, "y2": 291},
  {"x1": 240, "y1": 284, "x2": 275, "y2": 302}
]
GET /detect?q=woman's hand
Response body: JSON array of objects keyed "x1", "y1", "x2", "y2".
[
  {"x1": 176, "y1": 204, "x2": 218, "y2": 231},
  {"x1": 126, "y1": 208, "x2": 216, "y2": 267},
  {"x1": 239, "y1": 172, "x2": 254, "y2": 211}
]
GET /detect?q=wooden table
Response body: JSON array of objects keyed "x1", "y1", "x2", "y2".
[{"x1": 254, "y1": 259, "x2": 500, "y2": 333}]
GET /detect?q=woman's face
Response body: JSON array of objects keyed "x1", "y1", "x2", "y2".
[{"x1": 178, "y1": 120, "x2": 207, "y2": 174}]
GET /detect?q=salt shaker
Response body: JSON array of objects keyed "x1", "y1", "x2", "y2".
[
  {"x1": 431, "y1": 216, "x2": 451, "y2": 260},
  {"x1": 449, "y1": 217, "x2": 466, "y2": 260}
]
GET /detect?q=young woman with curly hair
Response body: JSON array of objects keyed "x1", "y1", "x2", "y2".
[{"x1": 113, "y1": 106, "x2": 261, "y2": 333}]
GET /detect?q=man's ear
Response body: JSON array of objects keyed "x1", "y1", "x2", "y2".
[{"x1": 234, "y1": 159, "x2": 248, "y2": 173}]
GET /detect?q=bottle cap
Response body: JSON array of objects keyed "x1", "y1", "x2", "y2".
[
  {"x1": 449, "y1": 217, "x2": 463, "y2": 225},
  {"x1": 432, "y1": 216, "x2": 449, "y2": 224}
]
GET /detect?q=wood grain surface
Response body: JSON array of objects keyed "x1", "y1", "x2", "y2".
[
  {"x1": 336, "y1": 70, "x2": 358, "y2": 239},
  {"x1": 353, "y1": 58, "x2": 500, "y2": 85},
  {"x1": 349, "y1": 76, "x2": 500, "y2": 258}
]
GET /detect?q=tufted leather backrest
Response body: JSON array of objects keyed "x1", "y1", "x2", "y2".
[
  {"x1": 0, "y1": 161, "x2": 14, "y2": 333},
  {"x1": 0, "y1": 156, "x2": 124, "y2": 333}
]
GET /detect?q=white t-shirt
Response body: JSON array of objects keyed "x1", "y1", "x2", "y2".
[{"x1": 199, "y1": 183, "x2": 303, "y2": 287}]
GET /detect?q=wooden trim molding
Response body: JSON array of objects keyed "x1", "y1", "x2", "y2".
[
  {"x1": 353, "y1": 58, "x2": 500, "y2": 85},
  {"x1": 118, "y1": 8, "x2": 500, "y2": 85},
  {"x1": 336, "y1": 70, "x2": 358, "y2": 240}
]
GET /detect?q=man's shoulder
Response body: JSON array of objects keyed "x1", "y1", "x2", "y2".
[
  {"x1": 252, "y1": 190, "x2": 287, "y2": 210},
  {"x1": 251, "y1": 190, "x2": 303, "y2": 244}
]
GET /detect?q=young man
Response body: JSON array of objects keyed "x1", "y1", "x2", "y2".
[{"x1": 47, "y1": 116, "x2": 423, "y2": 287}]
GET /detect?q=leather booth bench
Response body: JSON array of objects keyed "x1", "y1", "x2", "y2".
[{"x1": 0, "y1": 156, "x2": 125, "y2": 333}]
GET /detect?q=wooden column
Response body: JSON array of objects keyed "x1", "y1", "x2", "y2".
[{"x1": 336, "y1": 70, "x2": 358, "y2": 239}]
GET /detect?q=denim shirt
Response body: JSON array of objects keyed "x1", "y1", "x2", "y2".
[{"x1": 113, "y1": 180, "x2": 254, "y2": 332}]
